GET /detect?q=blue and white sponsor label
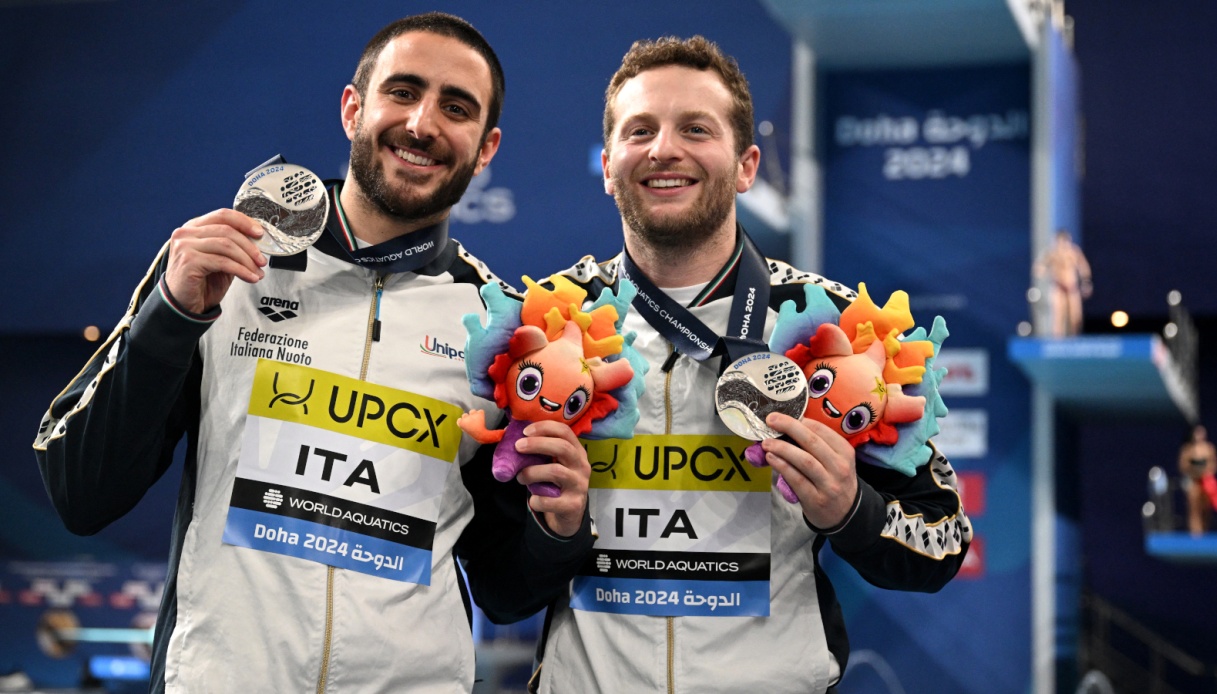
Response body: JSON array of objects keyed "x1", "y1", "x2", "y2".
[
  {"x1": 570, "y1": 576, "x2": 769, "y2": 617},
  {"x1": 221, "y1": 361, "x2": 463, "y2": 584},
  {"x1": 223, "y1": 508, "x2": 433, "y2": 583},
  {"x1": 573, "y1": 434, "x2": 773, "y2": 616}
]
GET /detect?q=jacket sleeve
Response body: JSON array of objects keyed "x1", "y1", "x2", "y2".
[
  {"x1": 455, "y1": 443, "x2": 595, "y2": 624},
  {"x1": 818, "y1": 443, "x2": 972, "y2": 593},
  {"x1": 33, "y1": 245, "x2": 212, "y2": 536}
]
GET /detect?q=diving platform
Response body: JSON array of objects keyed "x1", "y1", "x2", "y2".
[{"x1": 1007, "y1": 335, "x2": 1197, "y2": 423}]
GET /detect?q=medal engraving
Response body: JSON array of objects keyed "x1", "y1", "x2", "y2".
[
  {"x1": 235, "y1": 163, "x2": 328, "y2": 256},
  {"x1": 715, "y1": 352, "x2": 809, "y2": 440}
]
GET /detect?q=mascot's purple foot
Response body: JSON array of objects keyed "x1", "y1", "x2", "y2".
[
  {"x1": 776, "y1": 476, "x2": 799, "y2": 504},
  {"x1": 745, "y1": 442, "x2": 799, "y2": 503},
  {"x1": 492, "y1": 421, "x2": 561, "y2": 497},
  {"x1": 491, "y1": 420, "x2": 542, "y2": 482},
  {"x1": 527, "y1": 482, "x2": 562, "y2": 498},
  {"x1": 745, "y1": 442, "x2": 766, "y2": 467},
  {"x1": 494, "y1": 451, "x2": 561, "y2": 497}
]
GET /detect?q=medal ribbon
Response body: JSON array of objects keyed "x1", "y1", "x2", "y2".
[
  {"x1": 327, "y1": 183, "x2": 449, "y2": 274},
  {"x1": 619, "y1": 229, "x2": 772, "y2": 367}
]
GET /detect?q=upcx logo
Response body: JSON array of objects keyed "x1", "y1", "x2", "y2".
[
  {"x1": 259, "y1": 296, "x2": 300, "y2": 322},
  {"x1": 268, "y1": 371, "x2": 314, "y2": 414}
]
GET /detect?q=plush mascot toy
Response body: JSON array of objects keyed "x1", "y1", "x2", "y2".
[
  {"x1": 459, "y1": 275, "x2": 646, "y2": 497},
  {"x1": 748, "y1": 283, "x2": 949, "y2": 503}
]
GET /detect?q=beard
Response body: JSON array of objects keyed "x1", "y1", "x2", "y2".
[
  {"x1": 348, "y1": 122, "x2": 479, "y2": 223},
  {"x1": 611, "y1": 164, "x2": 736, "y2": 254}
]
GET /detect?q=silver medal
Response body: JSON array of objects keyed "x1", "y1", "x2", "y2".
[
  {"x1": 714, "y1": 352, "x2": 809, "y2": 440},
  {"x1": 234, "y1": 163, "x2": 328, "y2": 256}
]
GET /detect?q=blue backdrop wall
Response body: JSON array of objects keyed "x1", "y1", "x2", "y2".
[
  {"x1": 821, "y1": 64, "x2": 1033, "y2": 693},
  {"x1": 0, "y1": 0, "x2": 793, "y2": 334}
]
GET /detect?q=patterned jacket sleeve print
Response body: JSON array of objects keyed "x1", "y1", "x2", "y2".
[{"x1": 820, "y1": 443, "x2": 971, "y2": 592}]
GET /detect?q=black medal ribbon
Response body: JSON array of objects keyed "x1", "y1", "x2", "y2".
[
  {"x1": 619, "y1": 228, "x2": 772, "y2": 370},
  {"x1": 325, "y1": 182, "x2": 449, "y2": 275},
  {"x1": 244, "y1": 154, "x2": 288, "y2": 178}
]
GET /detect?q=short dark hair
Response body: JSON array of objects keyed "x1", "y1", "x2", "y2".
[
  {"x1": 603, "y1": 36, "x2": 754, "y2": 156},
  {"x1": 352, "y1": 12, "x2": 505, "y2": 134}
]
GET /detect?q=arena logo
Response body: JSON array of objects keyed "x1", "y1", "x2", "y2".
[
  {"x1": 451, "y1": 166, "x2": 515, "y2": 224},
  {"x1": 258, "y1": 295, "x2": 301, "y2": 322}
]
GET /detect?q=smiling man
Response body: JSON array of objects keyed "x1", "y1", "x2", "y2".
[
  {"x1": 532, "y1": 36, "x2": 972, "y2": 694},
  {"x1": 34, "y1": 13, "x2": 593, "y2": 694},
  {"x1": 341, "y1": 28, "x2": 502, "y2": 242}
]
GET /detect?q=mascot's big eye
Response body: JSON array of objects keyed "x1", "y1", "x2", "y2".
[
  {"x1": 515, "y1": 365, "x2": 543, "y2": 401},
  {"x1": 841, "y1": 405, "x2": 874, "y2": 435},
  {"x1": 563, "y1": 388, "x2": 590, "y2": 420},
  {"x1": 808, "y1": 366, "x2": 835, "y2": 398}
]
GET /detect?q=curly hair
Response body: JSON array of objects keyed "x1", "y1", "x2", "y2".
[{"x1": 603, "y1": 35, "x2": 754, "y2": 157}]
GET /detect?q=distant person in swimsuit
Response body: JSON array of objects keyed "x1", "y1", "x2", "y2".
[
  {"x1": 1033, "y1": 229, "x2": 1093, "y2": 337},
  {"x1": 1179, "y1": 424, "x2": 1217, "y2": 536}
]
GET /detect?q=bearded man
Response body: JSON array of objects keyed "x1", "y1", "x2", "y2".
[{"x1": 35, "y1": 13, "x2": 593, "y2": 693}]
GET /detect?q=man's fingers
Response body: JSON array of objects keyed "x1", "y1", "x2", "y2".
[
  {"x1": 517, "y1": 463, "x2": 572, "y2": 495},
  {"x1": 516, "y1": 422, "x2": 590, "y2": 475},
  {"x1": 759, "y1": 413, "x2": 857, "y2": 513},
  {"x1": 760, "y1": 415, "x2": 830, "y2": 484},
  {"x1": 763, "y1": 414, "x2": 851, "y2": 474},
  {"x1": 799, "y1": 418, "x2": 856, "y2": 459},
  {"x1": 765, "y1": 454, "x2": 816, "y2": 501},
  {"x1": 172, "y1": 221, "x2": 267, "y2": 266},
  {"x1": 763, "y1": 439, "x2": 831, "y2": 493},
  {"x1": 520, "y1": 461, "x2": 589, "y2": 538},
  {"x1": 180, "y1": 234, "x2": 266, "y2": 278},
  {"x1": 516, "y1": 453, "x2": 590, "y2": 503},
  {"x1": 165, "y1": 212, "x2": 273, "y2": 311},
  {"x1": 183, "y1": 209, "x2": 265, "y2": 239},
  {"x1": 521, "y1": 420, "x2": 582, "y2": 448},
  {"x1": 512, "y1": 420, "x2": 591, "y2": 537}
]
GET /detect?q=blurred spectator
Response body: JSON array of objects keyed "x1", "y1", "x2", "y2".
[{"x1": 1177, "y1": 424, "x2": 1217, "y2": 535}]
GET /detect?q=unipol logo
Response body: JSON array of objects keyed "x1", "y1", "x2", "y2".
[{"x1": 420, "y1": 335, "x2": 464, "y2": 361}]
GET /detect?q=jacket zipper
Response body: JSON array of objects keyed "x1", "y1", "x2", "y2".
[
  {"x1": 316, "y1": 273, "x2": 387, "y2": 694},
  {"x1": 664, "y1": 343, "x2": 676, "y2": 694},
  {"x1": 315, "y1": 567, "x2": 335, "y2": 694}
]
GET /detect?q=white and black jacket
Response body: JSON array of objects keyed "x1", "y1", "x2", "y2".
[
  {"x1": 34, "y1": 203, "x2": 594, "y2": 694},
  {"x1": 534, "y1": 240, "x2": 971, "y2": 694}
]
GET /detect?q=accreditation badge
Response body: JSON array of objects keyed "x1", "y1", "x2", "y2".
[
  {"x1": 570, "y1": 434, "x2": 772, "y2": 617},
  {"x1": 235, "y1": 162, "x2": 328, "y2": 256},
  {"x1": 221, "y1": 360, "x2": 463, "y2": 584},
  {"x1": 715, "y1": 351, "x2": 809, "y2": 440}
]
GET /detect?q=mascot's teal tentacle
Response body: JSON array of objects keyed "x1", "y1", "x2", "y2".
[
  {"x1": 857, "y1": 315, "x2": 950, "y2": 476},
  {"x1": 768, "y1": 284, "x2": 844, "y2": 356},
  {"x1": 589, "y1": 275, "x2": 636, "y2": 335},
  {"x1": 463, "y1": 283, "x2": 523, "y2": 402},
  {"x1": 764, "y1": 282, "x2": 949, "y2": 479},
  {"x1": 585, "y1": 278, "x2": 648, "y2": 440}
]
